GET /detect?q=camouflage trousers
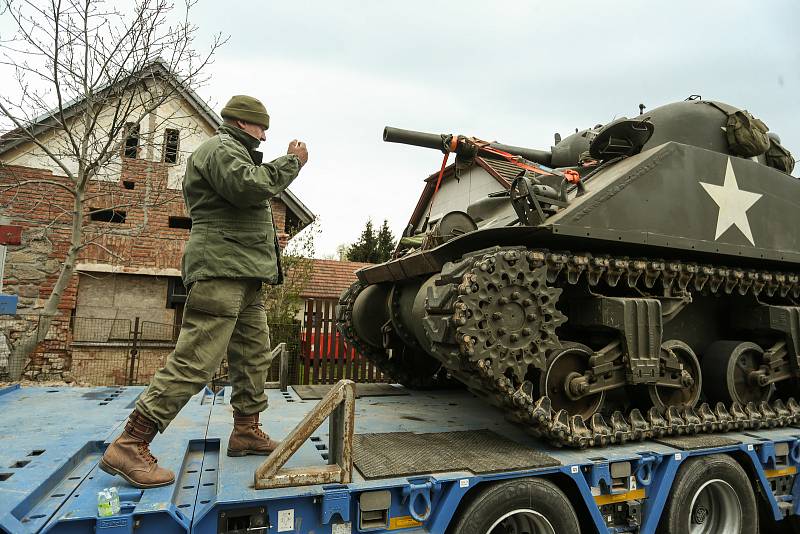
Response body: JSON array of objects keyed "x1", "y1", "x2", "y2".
[{"x1": 136, "y1": 278, "x2": 271, "y2": 432}]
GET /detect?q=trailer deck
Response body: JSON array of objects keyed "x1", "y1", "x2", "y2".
[{"x1": 1, "y1": 383, "x2": 799, "y2": 533}]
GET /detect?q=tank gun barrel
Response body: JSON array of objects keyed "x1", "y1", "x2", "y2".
[{"x1": 383, "y1": 126, "x2": 552, "y2": 166}]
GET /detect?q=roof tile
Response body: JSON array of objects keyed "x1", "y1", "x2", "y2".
[{"x1": 287, "y1": 259, "x2": 373, "y2": 299}]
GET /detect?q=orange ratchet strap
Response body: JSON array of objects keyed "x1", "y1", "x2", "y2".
[
  {"x1": 563, "y1": 169, "x2": 581, "y2": 184},
  {"x1": 427, "y1": 136, "x2": 458, "y2": 218},
  {"x1": 470, "y1": 139, "x2": 556, "y2": 177},
  {"x1": 433, "y1": 151, "x2": 450, "y2": 196}
]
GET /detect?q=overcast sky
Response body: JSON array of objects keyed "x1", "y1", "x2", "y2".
[
  {"x1": 6, "y1": 1, "x2": 800, "y2": 257},
  {"x1": 188, "y1": 0, "x2": 798, "y2": 257}
]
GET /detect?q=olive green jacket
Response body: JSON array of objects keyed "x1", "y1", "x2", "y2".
[{"x1": 181, "y1": 123, "x2": 302, "y2": 285}]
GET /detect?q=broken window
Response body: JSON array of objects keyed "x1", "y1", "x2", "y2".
[
  {"x1": 123, "y1": 122, "x2": 140, "y2": 159},
  {"x1": 89, "y1": 208, "x2": 126, "y2": 223},
  {"x1": 163, "y1": 128, "x2": 180, "y2": 164}
]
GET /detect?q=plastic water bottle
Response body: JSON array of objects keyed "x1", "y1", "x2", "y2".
[{"x1": 97, "y1": 487, "x2": 121, "y2": 517}]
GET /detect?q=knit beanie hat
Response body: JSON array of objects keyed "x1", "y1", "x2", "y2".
[{"x1": 220, "y1": 95, "x2": 270, "y2": 129}]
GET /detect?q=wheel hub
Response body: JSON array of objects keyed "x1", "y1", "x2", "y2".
[
  {"x1": 492, "y1": 300, "x2": 527, "y2": 332},
  {"x1": 687, "y1": 479, "x2": 742, "y2": 534},
  {"x1": 692, "y1": 505, "x2": 708, "y2": 524}
]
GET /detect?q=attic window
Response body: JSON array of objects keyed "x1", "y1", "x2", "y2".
[
  {"x1": 123, "y1": 123, "x2": 140, "y2": 159},
  {"x1": 285, "y1": 210, "x2": 302, "y2": 237},
  {"x1": 163, "y1": 128, "x2": 180, "y2": 164},
  {"x1": 168, "y1": 216, "x2": 192, "y2": 229},
  {"x1": 122, "y1": 180, "x2": 135, "y2": 190},
  {"x1": 90, "y1": 208, "x2": 126, "y2": 223}
]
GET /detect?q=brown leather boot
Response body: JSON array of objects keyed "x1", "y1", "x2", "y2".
[
  {"x1": 227, "y1": 411, "x2": 280, "y2": 457},
  {"x1": 99, "y1": 410, "x2": 175, "y2": 489}
]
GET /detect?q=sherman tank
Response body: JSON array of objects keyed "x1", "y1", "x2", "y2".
[{"x1": 336, "y1": 96, "x2": 800, "y2": 448}]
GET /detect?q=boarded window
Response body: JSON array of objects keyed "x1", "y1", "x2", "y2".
[
  {"x1": 163, "y1": 128, "x2": 180, "y2": 164},
  {"x1": 168, "y1": 216, "x2": 192, "y2": 229},
  {"x1": 123, "y1": 122, "x2": 140, "y2": 159},
  {"x1": 74, "y1": 273, "x2": 180, "y2": 342},
  {"x1": 90, "y1": 208, "x2": 126, "y2": 223}
]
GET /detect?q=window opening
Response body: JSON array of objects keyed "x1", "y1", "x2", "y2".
[
  {"x1": 123, "y1": 122, "x2": 140, "y2": 159},
  {"x1": 163, "y1": 128, "x2": 180, "y2": 164},
  {"x1": 168, "y1": 216, "x2": 192, "y2": 229},
  {"x1": 89, "y1": 208, "x2": 126, "y2": 223}
]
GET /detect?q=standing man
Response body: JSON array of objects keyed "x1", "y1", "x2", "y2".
[{"x1": 100, "y1": 95, "x2": 308, "y2": 488}]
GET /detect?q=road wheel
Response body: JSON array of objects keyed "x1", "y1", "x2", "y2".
[
  {"x1": 658, "y1": 454, "x2": 757, "y2": 534},
  {"x1": 449, "y1": 478, "x2": 580, "y2": 534},
  {"x1": 648, "y1": 339, "x2": 702, "y2": 411},
  {"x1": 702, "y1": 340, "x2": 772, "y2": 404},
  {"x1": 540, "y1": 343, "x2": 605, "y2": 420}
]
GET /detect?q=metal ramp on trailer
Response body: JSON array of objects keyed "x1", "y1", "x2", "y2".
[{"x1": 1, "y1": 383, "x2": 799, "y2": 533}]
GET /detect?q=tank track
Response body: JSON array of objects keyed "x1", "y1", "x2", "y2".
[
  {"x1": 421, "y1": 246, "x2": 800, "y2": 448},
  {"x1": 336, "y1": 280, "x2": 450, "y2": 389}
]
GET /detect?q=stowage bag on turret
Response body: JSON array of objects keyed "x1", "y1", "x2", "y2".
[
  {"x1": 765, "y1": 139, "x2": 795, "y2": 174},
  {"x1": 725, "y1": 109, "x2": 770, "y2": 158}
]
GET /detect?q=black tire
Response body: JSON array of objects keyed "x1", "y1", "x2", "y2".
[
  {"x1": 782, "y1": 516, "x2": 800, "y2": 533},
  {"x1": 449, "y1": 478, "x2": 580, "y2": 534},
  {"x1": 657, "y1": 454, "x2": 758, "y2": 534}
]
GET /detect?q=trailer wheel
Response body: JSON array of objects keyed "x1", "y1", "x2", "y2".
[
  {"x1": 450, "y1": 478, "x2": 580, "y2": 534},
  {"x1": 658, "y1": 454, "x2": 757, "y2": 534},
  {"x1": 784, "y1": 517, "x2": 800, "y2": 533}
]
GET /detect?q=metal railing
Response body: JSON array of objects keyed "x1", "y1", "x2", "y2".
[{"x1": 4, "y1": 311, "x2": 399, "y2": 387}]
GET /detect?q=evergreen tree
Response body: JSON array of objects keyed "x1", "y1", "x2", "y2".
[
  {"x1": 347, "y1": 219, "x2": 379, "y2": 263},
  {"x1": 347, "y1": 219, "x2": 397, "y2": 263},
  {"x1": 376, "y1": 220, "x2": 396, "y2": 262}
]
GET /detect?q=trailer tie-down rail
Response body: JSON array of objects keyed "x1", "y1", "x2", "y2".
[{"x1": 254, "y1": 379, "x2": 355, "y2": 489}]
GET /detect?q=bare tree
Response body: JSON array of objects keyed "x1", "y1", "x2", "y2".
[
  {"x1": 0, "y1": 0, "x2": 225, "y2": 378},
  {"x1": 264, "y1": 219, "x2": 320, "y2": 325}
]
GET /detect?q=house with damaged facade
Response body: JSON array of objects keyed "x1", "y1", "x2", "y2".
[{"x1": 0, "y1": 62, "x2": 314, "y2": 383}]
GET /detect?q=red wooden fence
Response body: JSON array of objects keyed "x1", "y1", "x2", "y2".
[{"x1": 300, "y1": 299, "x2": 387, "y2": 384}]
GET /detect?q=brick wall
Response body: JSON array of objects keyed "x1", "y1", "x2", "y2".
[{"x1": 272, "y1": 198, "x2": 289, "y2": 249}]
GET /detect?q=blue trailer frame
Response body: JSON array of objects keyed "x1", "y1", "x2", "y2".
[{"x1": 1, "y1": 383, "x2": 798, "y2": 534}]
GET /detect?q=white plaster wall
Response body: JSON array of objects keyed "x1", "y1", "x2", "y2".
[
  {"x1": 150, "y1": 95, "x2": 215, "y2": 189},
  {"x1": 3, "y1": 82, "x2": 215, "y2": 189}
]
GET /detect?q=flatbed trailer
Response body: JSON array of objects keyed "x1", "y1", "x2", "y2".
[{"x1": 1, "y1": 382, "x2": 799, "y2": 534}]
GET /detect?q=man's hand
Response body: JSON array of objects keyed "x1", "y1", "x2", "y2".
[{"x1": 287, "y1": 140, "x2": 308, "y2": 167}]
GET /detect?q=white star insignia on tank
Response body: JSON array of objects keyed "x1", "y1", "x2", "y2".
[{"x1": 699, "y1": 158, "x2": 763, "y2": 246}]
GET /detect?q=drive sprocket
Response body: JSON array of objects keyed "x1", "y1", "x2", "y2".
[{"x1": 454, "y1": 248, "x2": 566, "y2": 383}]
